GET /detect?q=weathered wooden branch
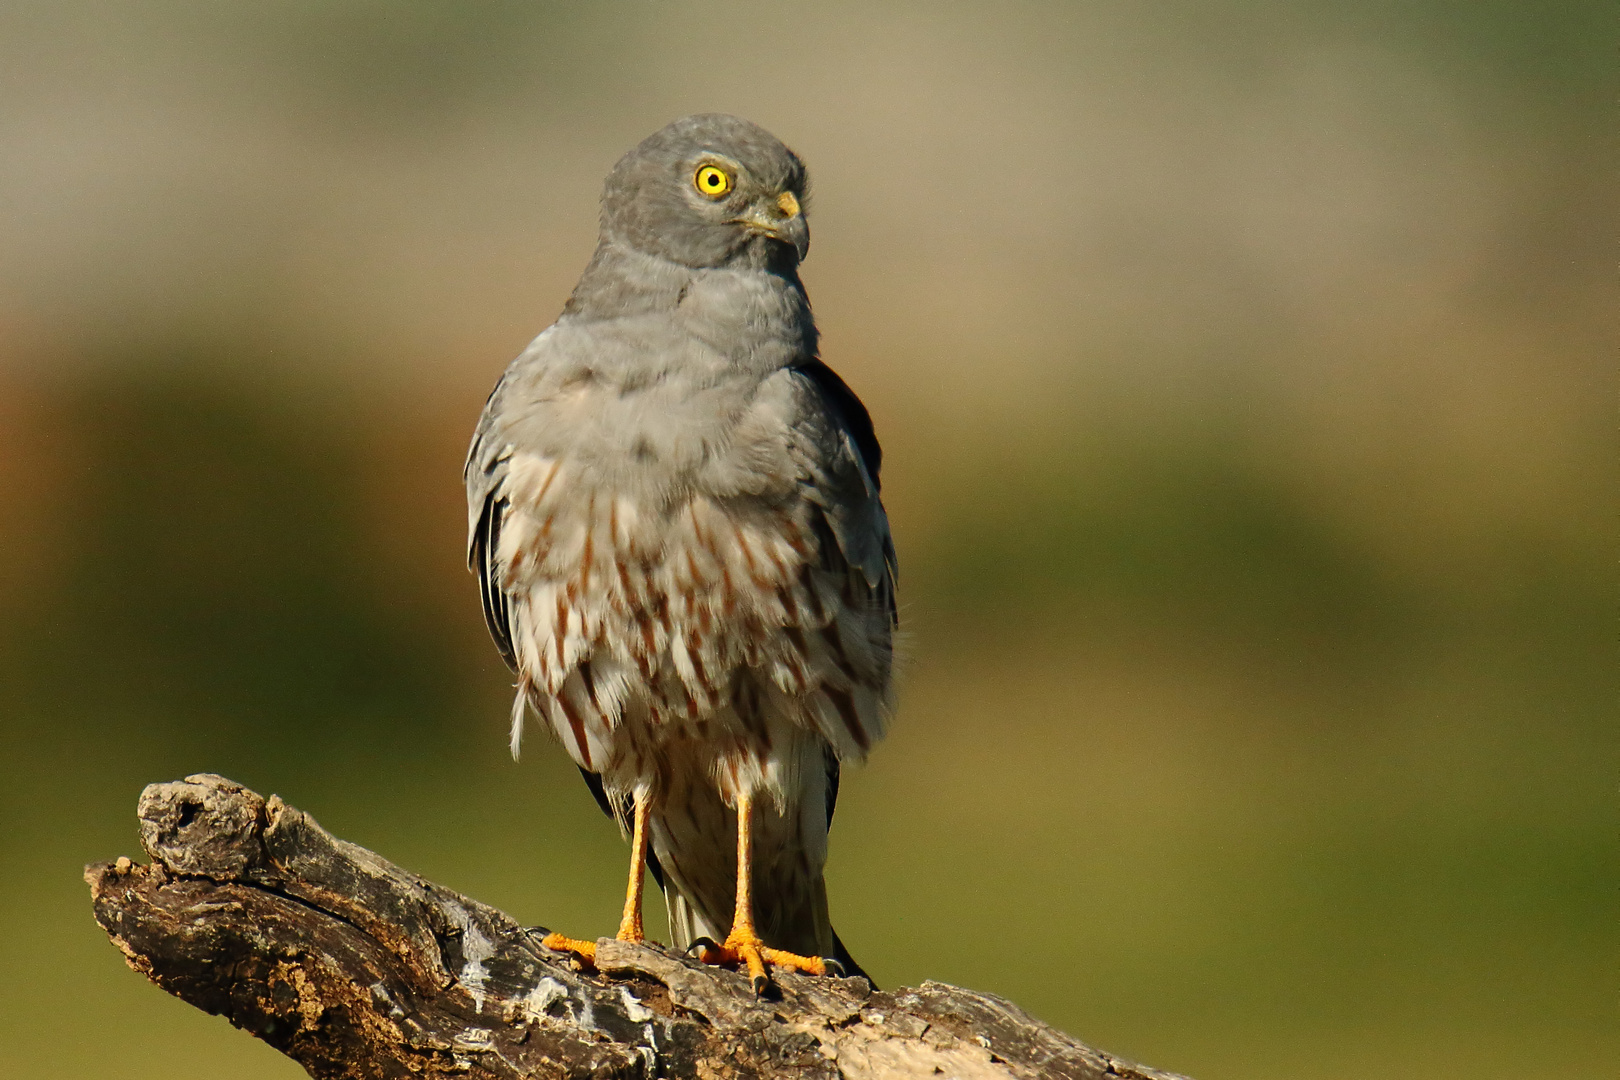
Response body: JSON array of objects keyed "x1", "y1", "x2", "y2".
[{"x1": 86, "y1": 774, "x2": 1191, "y2": 1080}]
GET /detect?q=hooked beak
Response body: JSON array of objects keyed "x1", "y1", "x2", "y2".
[{"x1": 734, "y1": 190, "x2": 809, "y2": 260}]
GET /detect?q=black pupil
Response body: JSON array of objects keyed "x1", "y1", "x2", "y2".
[{"x1": 705, "y1": 172, "x2": 721, "y2": 188}]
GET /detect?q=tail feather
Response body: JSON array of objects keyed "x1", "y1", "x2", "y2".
[
  {"x1": 645, "y1": 731, "x2": 872, "y2": 982},
  {"x1": 664, "y1": 886, "x2": 728, "y2": 953}
]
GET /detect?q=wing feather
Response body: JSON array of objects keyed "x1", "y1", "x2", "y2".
[
  {"x1": 791, "y1": 360, "x2": 898, "y2": 629},
  {"x1": 785, "y1": 361, "x2": 899, "y2": 761},
  {"x1": 466, "y1": 381, "x2": 519, "y2": 673},
  {"x1": 794, "y1": 359, "x2": 883, "y2": 489}
]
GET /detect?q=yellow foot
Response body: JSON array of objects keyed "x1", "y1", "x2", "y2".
[
  {"x1": 692, "y1": 930, "x2": 843, "y2": 995},
  {"x1": 540, "y1": 931, "x2": 601, "y2": 966},
  {"x1": 540, "y1": 929, "x2": 648, "y2": 968}
]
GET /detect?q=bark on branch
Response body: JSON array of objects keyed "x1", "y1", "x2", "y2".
[{"x1": 86, "y1": 773, "x2": 1191, "y2": 1080}]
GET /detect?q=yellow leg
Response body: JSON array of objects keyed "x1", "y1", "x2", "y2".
[
  {"x1": 694, "y1": 789, "x2": 834, "y2": 994},
  {"x1": 542, "y1": 792, "x2": 650, "y2": 965},
  {"x1": 616, "y1": 791, "x2": 651, "y2": 943}
]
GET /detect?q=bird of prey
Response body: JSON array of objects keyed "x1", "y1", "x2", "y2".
[{"x1": 465, "y1": 114, "x2": 896, "y2": 991}]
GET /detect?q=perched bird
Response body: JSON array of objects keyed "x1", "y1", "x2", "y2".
[{"x1": 465, "y1": 114, "x2": 896, "y2": 991}]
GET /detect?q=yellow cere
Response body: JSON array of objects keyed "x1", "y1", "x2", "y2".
[
  {"x1": 694, "y1": 165, "x2": 732, "y2": 197},
  {"x1": 776, "y1": 191, "x2": 800, "y2": 218}
]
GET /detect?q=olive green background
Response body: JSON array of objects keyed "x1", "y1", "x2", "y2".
[{"x1": 0, "y1": 3, "x2": 1609, "y2": 1078}]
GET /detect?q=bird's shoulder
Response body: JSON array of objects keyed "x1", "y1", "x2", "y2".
[
  {"x1": 774, "y1": 362, "x2": 898, "y2": 608},
  {"x1": 782, "y1": 360, "x2": 883, "y2": 491}
]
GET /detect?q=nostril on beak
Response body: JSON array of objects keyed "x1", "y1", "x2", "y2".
[{"x1": 776, "y1": 191, "x2": 801, "y2": 219}]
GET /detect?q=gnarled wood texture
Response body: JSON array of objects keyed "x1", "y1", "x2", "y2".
[{"x1": 86, "y1": 774, "x2": 1191, "y2": 1080}]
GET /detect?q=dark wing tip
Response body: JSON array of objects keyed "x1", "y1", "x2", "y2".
[
  {"x1": 577, "y1": 767, "x2": 666, "y2": 890},
  {"x1": 830, "y1": 929, "x2": 873, "y2": 987},
  {"x1": 472, "y1": 492, "x2": 518, "y2": 672},
  {"x1": 825, "y1": 742, "x2": 841, "y2": 827}
]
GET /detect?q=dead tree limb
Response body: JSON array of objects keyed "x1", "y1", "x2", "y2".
[{"x1": 86, "y1": 773, "x2": 1191, "y2": 1080}]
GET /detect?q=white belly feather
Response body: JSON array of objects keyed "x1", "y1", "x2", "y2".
[{"x1": 495, "y1": 450, "x2": 888, "y2": 809}]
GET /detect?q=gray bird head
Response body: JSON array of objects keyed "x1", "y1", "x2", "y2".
[{"x1": 599, "y1": 114, "x2": 810, "y2": 269}]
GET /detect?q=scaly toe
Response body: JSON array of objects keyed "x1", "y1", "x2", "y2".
[
  {"x1": 729, "y1": 937, "x2": 771, "y2": 993},
  {"x1": 541, "y1": 932, "x2": 599, "y2": 967},
  {"x1": 693, "y1": 932, "x2": 836, "y2": 994},
  {"x1": 758, "y1": 945, "x2": 832, "y2": 978}
]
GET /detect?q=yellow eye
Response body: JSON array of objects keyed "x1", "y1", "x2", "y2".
[{"x1": 693, "y1": 165, "x2": 732, "y2": 198}]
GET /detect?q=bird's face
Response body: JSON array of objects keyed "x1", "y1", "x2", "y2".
[{"x1": 600, "y1": 114, "x2": 810, "y2": 270}]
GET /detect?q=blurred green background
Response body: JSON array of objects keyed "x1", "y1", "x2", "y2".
[{"x1": 0, "y1": 3, "x2": 1609, "y2": 1078}]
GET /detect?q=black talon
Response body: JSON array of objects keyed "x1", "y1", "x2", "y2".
[
  {"x1": 821, "y1": 958, "x2": 845, "y2": 978},
  {"x1": 685, "y1": 936, "x2": 719, "y2": 959},
  {"x1": 750, "y1": 972, "x2": 770, "y2": 996}
]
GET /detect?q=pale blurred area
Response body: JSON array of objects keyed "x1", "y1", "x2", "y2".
[{"x1": 0, "y1": 3, "x2": 1608, "y2": 1078}]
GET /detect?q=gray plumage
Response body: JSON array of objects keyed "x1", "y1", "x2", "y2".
[{"x1": 465, "y1": 115, "x2": 895, "y2": 971}]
